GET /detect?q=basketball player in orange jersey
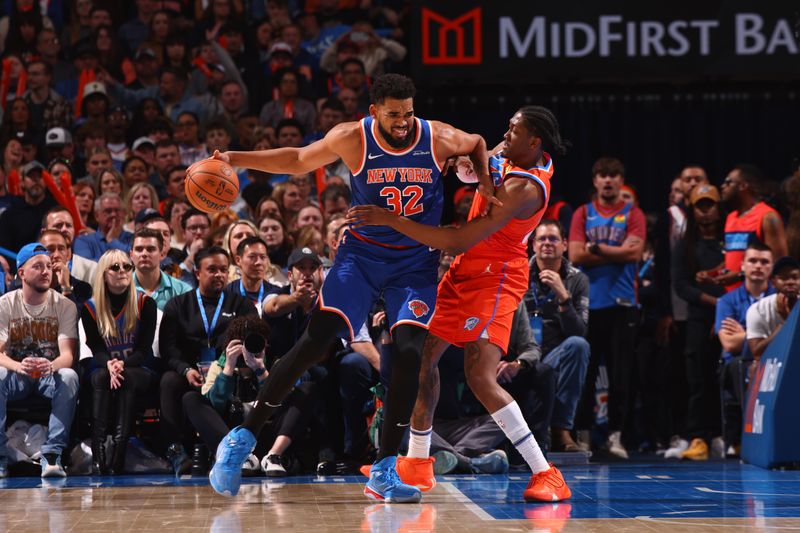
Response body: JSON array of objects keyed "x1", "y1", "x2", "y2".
[{"x1": 347, "y1": 106, "x2": 572, "y2": 502}]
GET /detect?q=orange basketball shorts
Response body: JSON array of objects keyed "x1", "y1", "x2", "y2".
[{"x1": 428, "y1": 256, "x2": 529, "y2": 354}]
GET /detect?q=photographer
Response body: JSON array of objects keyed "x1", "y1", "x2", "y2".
[{"x1": 183, "y1": 315, "x2": 318, "y2": 477}]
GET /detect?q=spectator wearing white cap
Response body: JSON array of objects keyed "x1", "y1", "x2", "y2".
[
  {"x1": 131, "y1": 136, "x2": 156, "y2": 169},
  {"x1": 79, "y1": 81, "x2": 110, "y2": 126},
  {"x1": 44, "y1": 127, "x2": 75, "y2": 163}
]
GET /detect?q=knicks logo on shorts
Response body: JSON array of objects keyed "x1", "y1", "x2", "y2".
[
  {"x1": 407, "y1": 300, "x2": 430, "y2": 318},
  {"x1": 464, "y1": 317, "x2": 479, "y2": 331}
]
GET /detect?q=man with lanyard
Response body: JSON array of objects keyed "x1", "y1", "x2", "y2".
[
  {"x1": 715, "y1": 241, "x2": 774, "y2": 456},
  {"x1": 158, "y1": 247, "x2": 256, "y2": 474},
  {"x1": 130, "y1": 229, "x2": 192, "y2": 311},
  {"x1": 224, "y1": 236, "x2": 280, "y2": 318},
  {"x1": 523, "y1": 220, "x2": 590, "y2": 452}
]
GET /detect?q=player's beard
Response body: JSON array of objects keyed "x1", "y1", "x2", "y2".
[{"x1": 378, "y1": 120, "x2": 416, "y2": 150}]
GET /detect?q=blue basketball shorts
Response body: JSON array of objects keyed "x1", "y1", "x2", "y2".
[{"x1": 319, "y1": 233, "x2": 439, "y2": 340}]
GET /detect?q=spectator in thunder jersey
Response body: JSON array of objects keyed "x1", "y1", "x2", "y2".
[
  {"x1": 569, "y1": 157, "x2": 646, "y2": 459},
  {"x1": 81, "y1": 249, "x2": 158, "y2": 475}
]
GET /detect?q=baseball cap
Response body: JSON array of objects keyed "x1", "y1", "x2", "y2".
[
  {"x1": 269, "y1": 42, "x2": 293, "y2": 58},
  {"x1": 772, "y1": 256, "x2": 800, "y2": 277},
  {"x1": 689, "y1": 184, "x2": 720, "y2": 205},
  {"x1": 16, "y1": 243, "x2": 49, "y2": 269},
  {"x1": 134, "y1": 208, "x2": 161, "y2": 225},
  {"x1": 82, "y1": 81, "x2": 107, "y2": 99},
  {"x1": 134, "y1": 47, "x2": 157, "y2": 61},
  {"x1": 45, "y1": 127, "x2": 72, "y2": 147},
  {"x1": 132, "y1": 136, "x2": 155, "y2": 151},
  {"x1": 20, "y1": 160, "x2": 45, "y2": 176},
  {"x1": 287, "y1": 247, "x2": 322, "y2": 269}
]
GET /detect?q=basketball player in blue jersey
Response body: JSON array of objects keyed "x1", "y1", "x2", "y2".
[{"x1": 207, "y1": 73, "x2": 498, "y2": 502}]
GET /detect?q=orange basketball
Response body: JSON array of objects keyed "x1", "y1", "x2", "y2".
[{"x1": 185, "y1": 158, "x2": 239, "y2": 213}]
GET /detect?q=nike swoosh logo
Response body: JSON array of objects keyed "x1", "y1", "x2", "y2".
[{"x1": 368, "y1": 153, "x2": 384, "y2": 160}]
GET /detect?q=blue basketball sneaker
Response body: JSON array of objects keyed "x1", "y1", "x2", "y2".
[
  {"x1": 364, "y1": 456, "x2": 422, "y2": 503},
  {"x1": 209, "y1": 426, "x2": 256, "y2": 497}
]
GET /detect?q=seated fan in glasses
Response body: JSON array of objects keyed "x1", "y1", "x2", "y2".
[
  {"x1": 80, "y1": 249, "x2": 159, "y2": 475},
  {"x1": 523, "y1": 219, "x2": 591, "y2": 453}
]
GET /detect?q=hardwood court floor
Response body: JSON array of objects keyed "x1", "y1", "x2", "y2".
[{"x1": 1, "y1": 461, "x2": 799, "y2": 532}]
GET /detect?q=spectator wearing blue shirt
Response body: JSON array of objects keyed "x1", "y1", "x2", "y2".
[
  {"x1": 73, "y1": 193, "x2": 133, "y2": 261},
  {"x1": 715, "y1": 241, "x2": 774, "y2": 457},
  {"x1": 101, "y1": 67, "x2": 205, "y2": 123},
  {"x1": 715, "y1": 242, "x2": 775, "y2": 361}
]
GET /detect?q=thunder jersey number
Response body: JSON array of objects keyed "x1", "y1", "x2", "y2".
[{"x1": 380, "y1": 186, "x2": 424, "y2": 216}]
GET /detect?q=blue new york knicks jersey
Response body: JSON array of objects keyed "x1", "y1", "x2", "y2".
[
  {"x1": 84, "y1": 294, "x2": 153, "y2": 370},
  {"x1": 349, "y1": 116, "x2": 443, "y2": 248},
  {"x1": 583, "y1": 202, "x2": 638, "y2": 310}
]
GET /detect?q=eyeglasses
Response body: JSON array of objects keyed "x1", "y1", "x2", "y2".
[
  {"x1": 107, "y1": 263, "x2": 134, "y2": 273},
  {"x1": 535, "y1": 235, "x2": 562, "y2": 243},
  {"x1": 186, "y1": 224, "x2": 209, "y2": 232}
]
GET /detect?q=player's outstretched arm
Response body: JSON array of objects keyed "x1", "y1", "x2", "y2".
[
  {"x1": 347, "y1": 179, "x2": 541, "y2": 255},
  {"x1": 212, "y1": 122, "x2": 358, "y2": 174}
]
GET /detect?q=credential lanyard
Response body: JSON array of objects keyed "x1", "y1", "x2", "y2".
[
  {"x1": 239, "y1": 280, "x2": 265, "y2": 309},
  {"x1": 196, "y1": 288, "x2": 224, "y2": 347}
]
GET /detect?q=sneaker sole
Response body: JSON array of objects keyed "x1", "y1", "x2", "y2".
[
  {"x1": 524, "y1": 489, "x2": 572, "y2": 502},
  {"x1": 209, "y1": 470, "x2": 239, "y2": 497},
  {"x1": 363, "y1": 485, "x2": 423, "y2": 503}
]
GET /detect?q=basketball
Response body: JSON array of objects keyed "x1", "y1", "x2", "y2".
[{"x1": 184, "y1": 158, "x2": 239, "y2": 213}]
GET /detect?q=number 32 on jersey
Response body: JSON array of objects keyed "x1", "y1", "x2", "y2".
[{"x1": 380, "y1": 185, "x2": 424, "y2": 216}]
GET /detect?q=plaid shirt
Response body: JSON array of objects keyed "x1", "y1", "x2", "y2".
[{"x1": 23, "y1": 89, "x2": 72, "y2": 131}]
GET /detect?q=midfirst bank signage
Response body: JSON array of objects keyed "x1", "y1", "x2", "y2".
[{"x1": 410, "y1": 1, "x2": 799, "y2": 84}]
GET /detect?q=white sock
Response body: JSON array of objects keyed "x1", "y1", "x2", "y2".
[
  {"x1": 491, "y1": 402, "x2": 549, "y2": 474},
  {"x1": 407, "y1": 426, "x2": 432, "y2": 458}
]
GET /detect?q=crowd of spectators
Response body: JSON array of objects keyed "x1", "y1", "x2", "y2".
[{"x1": 0, "y1": 0, "x2": 798, "y2": 479}]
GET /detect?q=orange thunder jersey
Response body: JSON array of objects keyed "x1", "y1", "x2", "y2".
[{"x1": 457, "y1": 152, "x2": 554, "y2": 263}]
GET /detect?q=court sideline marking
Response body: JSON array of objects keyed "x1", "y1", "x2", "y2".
[{"x1": 438, "y1": 482, "x2": 495, "y2": 520}]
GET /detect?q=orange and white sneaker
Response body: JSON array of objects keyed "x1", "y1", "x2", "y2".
[
  {"x1": 523, "y1": 464, "x2": 572, "y2": 502},
  {"x1": 396, "y1": 456, "x2": 436, "y2": 492}
]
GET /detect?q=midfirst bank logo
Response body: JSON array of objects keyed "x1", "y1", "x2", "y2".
[{"x1": 421, "y1": 7, "x2": 482, "y2": 65}]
